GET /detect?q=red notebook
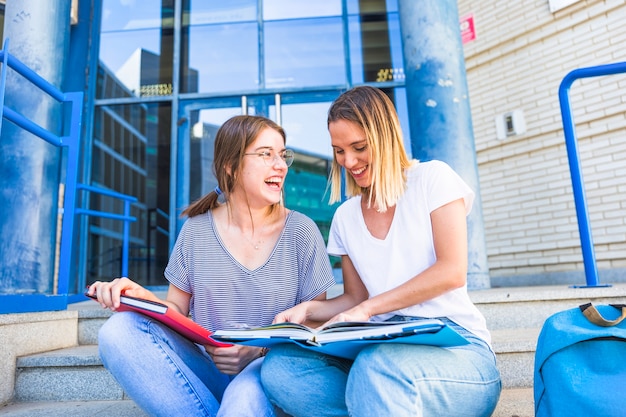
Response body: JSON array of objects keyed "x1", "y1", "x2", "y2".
[{"x1": 86, "y1": 292, "x2": 231, "y2": 347}]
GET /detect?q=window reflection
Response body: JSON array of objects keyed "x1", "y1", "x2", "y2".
[
  {"x1": 183, "y1": 22, "x2": 259, "y2": 93},
  {"x1": 99, "y1": 0, "x2": 173, "y2": 99},
  {"x1": 90, "y1": 102, "x2": 171, "y2": 287},
  {"x1": 348, "y1": 8, "x2": 403, "y2": 84},
  {"x1": 187, "y1": 0, "x2": 256, "y2": 24},
  {"x1": 265, "y1": 17, "x2": 345, "y2": 88},
  {"x1": 263, "y1": 0, "x2": 341, "y2": 20}
]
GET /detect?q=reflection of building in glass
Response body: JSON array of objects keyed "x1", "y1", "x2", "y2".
[
  {"x1": 92, "y1": 62, "x2": 149, "y2": 281},
  {"x1": 91, "y1": 49, "x2": 200, "y2": 283},
  {"x1": 190, "y1": 122, "x2": 219, "y2": 200}
]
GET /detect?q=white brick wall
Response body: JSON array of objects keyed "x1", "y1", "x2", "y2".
[{"x1": 458, "y1": 0, "x2": 626, "y2": 281}]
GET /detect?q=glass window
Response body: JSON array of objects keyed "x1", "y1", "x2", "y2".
[
  {"x1": 98, "y1": 0, "x2": 173, "y2": 99},
  {"x1": 265, "y1": 17, "x2": 346, "y2": 88},
  {"x1": 263, "y1": 0, "x2": 341, "y2": 20},
  {"x1": 90, "y1": 102, "x2": 171, "y2": 286},
  {"x1": 348, "y1": 10, "x2": 404, "y2": 84},
  {"x1": 187, "y1": 0, "x2": 256, "y2": 24},
  {"x1": 347, "y1": 0, "x2": 398, "y2": 15},
  {"x1": 182, "y1": 0, "x2": 259, "y2": 93},
  {"x1": 182, "y1": 22, "x2": 259, "y2": 93}
]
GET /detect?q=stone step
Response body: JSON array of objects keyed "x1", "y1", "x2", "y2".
[
  {"x1": 10, "y1": 284, "x2": 625, "y2": 412},
  {"x1": 14, "y1": 345, "x2": 124, "y2": 403},
  {"x1": 0, "y1": 389, "x2": 534, "y2": 417},
  {"x1": 470, "y1": 283, "x2": 626, "y2": 330},
  {"x1": 14, "y1": 323, "x2": 539, "y2": 405},
  {"x1": 0, "y1": 399, "x2": 147, "y2": 416}
]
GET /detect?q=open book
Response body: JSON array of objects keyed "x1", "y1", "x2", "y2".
[
  {"x1": 212, "y1": 319, "x2": 468, "y2": 360},
  {"x1": 85, "y1": 292, "x2": 231, "y2": 347}
]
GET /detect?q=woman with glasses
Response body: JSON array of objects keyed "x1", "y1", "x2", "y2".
[
  {"x1": 88, "y1": 115, "x2": 335, "y2": 417},
  {"x1": 261, "y1": 86, "x2": 502, "y2": 417}
]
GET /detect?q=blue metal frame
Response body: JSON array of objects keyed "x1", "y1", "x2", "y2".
[
  {"x1": 558, "y1": 61, "x2": 626, "y2": 288},
  {"x1": 0, "y1": 40, "x2": 136, "y2": 313}
]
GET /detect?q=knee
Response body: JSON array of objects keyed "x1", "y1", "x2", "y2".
[
  {"x1": 260, "y1": 344, "x2": 296, "y2": 397},
  {"x1": 98, "y1": 312, "x2": 141, "y2": 360}
]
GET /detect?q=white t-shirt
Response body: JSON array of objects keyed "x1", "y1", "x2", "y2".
[{"x1": 327, "y1": 160, "x2": 491, "y2": 345}]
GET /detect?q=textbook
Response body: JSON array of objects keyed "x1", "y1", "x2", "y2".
[
  {"x1": 212, "y1": 319, "x2": 468, "y2": 360},
  {"x1": 85, "y1": 292, "x2": 231, "y2": 347}
]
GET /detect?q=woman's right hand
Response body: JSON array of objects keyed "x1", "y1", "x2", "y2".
[
  {"x1": 273, "y1": 302, "x2": 312, "y2": 324},
  {"x1": 87, "y1": 277, "x2": 152, "y2": 311}
]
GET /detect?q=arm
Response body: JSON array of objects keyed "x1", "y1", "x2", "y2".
[
  {"x1": 326, "y1": 198, "x2": 468, "y2": 323},
  {"x1": 273, "y1": 254, "x2": 369, "y2": 325}
]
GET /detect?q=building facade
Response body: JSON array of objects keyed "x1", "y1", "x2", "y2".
[
  {"x1": 459, "y1": 0, "x2": 626, "y2": 286},
  {"x1": 0, "y1": 0, "x2": 625, "y2": 313}
]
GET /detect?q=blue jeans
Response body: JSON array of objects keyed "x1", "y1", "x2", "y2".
[
  {"x1": 261, "y1": 318, "x2": 502, "y2": 417},
  {"x1": 98, "y1": 311, "x2": 278, "y2": 417}
]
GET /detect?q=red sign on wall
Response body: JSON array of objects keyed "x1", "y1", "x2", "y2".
[{"x1": 460, "y1": 14, "x2": 476, "y2": 44}]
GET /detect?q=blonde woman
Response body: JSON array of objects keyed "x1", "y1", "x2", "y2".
[{"x1": 262, "y1": 87, "x2": 501, "y2": 417}]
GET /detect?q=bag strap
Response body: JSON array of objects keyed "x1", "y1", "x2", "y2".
[{"x1": 579, "y1": 303, "x2": 626, "y2": 327}]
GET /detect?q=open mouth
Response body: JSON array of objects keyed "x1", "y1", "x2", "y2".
[
  {"x1": 265, "y1": 177, "x2": 282, "y2": 190},
  {"x1": 351, "y1": 166, "x2": 367, "y2": 177}
]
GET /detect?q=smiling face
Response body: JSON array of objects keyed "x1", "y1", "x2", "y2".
[
  {"x1": 329, "y1": 119, "x2": 372, "y2": 189},
  {"x1": 238, "y1": 127, "x2": 289, "y2": 208}
]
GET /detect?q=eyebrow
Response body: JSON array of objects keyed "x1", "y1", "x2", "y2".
[
  {"x1": 251, "y1": 146, "x2": 287, "y2": 152},
  {"x1": 332, "y1": 140, "x2": 367, "y2": 149}
]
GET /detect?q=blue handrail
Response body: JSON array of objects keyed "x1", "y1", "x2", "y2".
[
  {"x1": 75, "y1": 184, "x2": 137, "y2": 277},
  {"x1": 0, "y1": 39, "x2": 136, "y2": 312},
  {"x1": 558, "y1": 61, "x2": 626, "y2": 288}
]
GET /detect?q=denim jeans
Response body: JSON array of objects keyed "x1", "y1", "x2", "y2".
[
  {"x1": 98, "y1": 311, "x2": 278, "y2": 417},
  {"x1": 261, "y1": 317, "x2": 502, "y2": 417}
]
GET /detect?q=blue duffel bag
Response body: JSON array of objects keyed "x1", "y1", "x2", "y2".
[{"x1": 534, "y1": 303, "x2": 626, "y2": 417}]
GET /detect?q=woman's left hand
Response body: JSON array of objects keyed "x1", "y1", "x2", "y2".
[{"x1": 204, "y1": 344, "x2": 264, "y2": 375}]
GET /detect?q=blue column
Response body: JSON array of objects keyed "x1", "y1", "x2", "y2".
[
  {"x1": 398, "y1": 0, "x2": 490, "y2": 289},
  {"x1": 0, "y1": 0, "x2": 72, "y2": 292}
]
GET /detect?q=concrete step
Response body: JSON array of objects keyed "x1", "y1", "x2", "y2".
[
  {"x1": 492, "y1": 388, "x2": 534, "y2": 417},
  {"x1": 470, "y1": 283, "x2": 626, "y2": 331},
  {"x1": 14, "y1": 325, "x2": 538, "y2": 404},
  {"x1": 0, "y1": 399, "x2": 147, "y2": 416},
  {"x1": 0, "y1": 389, "x2": 534, "y2": 417},
  {"x1": 9, "y1": 284, "x2": 626, "y2": 413},
  {"x1": 14, "y1": 345, "x2": 124, "y2": 403}
]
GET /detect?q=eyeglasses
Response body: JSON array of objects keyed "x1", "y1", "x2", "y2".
[{"x1": 244, "y1": 149, "x2": 295, "y2": 167}]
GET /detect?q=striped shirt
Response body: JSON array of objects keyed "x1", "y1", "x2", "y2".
[{"x1": 164, "y1": 210, "x2": 335, "y2": 331}]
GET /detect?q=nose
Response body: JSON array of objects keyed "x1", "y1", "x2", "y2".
[{"x1": 342, "y1": 151, "x2": 358, "y2": 168}]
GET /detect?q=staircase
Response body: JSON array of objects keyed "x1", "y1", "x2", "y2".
[{"x1": 2, "y1": 284, "x2": 626, "y2": 416}]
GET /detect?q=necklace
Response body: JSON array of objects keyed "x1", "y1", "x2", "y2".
[{"x1": 244, "y1": 234, "x2": 264, "y2": 250}]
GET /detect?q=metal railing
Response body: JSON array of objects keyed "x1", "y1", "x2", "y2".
[
  {"x1": 558, "y1": 61, "x2": 626, "y2": 288},
  {"x1": 0, "y1": 39, "x2": 136, "y2": 313}
]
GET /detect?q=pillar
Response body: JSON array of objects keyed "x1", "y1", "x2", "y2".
[
  {"x1": 398, "y1": 0, "x2": 491, "y2": 289},
  {"x1": 0, "y1": 0, "x2": 72, "y2": 292}
]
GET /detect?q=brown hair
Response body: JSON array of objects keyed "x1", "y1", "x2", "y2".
[
  {"x1": 182, "y1": 115, "x2": 287, "y2": 217},
  {"x1": 327, "y1": 86, "x2": 412, "y2": 212}
]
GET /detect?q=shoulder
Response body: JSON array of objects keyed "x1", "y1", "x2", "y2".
[
  {"x1": 407, "y1": 159, "x2": 452, "y2": 179},
  {"x1": 181, "y1": 211, "x2": 211, "y2": 230},
  {"x1": 285, "y1": 211, "x2": 322, "y2": 235},
  {"x1": 176, "y1": 212, "x2": 213, "y2": 243},
  {"x1": 406, "y1": 159, "x2": 465, "y2": 188}
]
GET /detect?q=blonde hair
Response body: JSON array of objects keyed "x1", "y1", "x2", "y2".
[{"x1": 327, "y1": 86, "x2": 412, "y2": 212}]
